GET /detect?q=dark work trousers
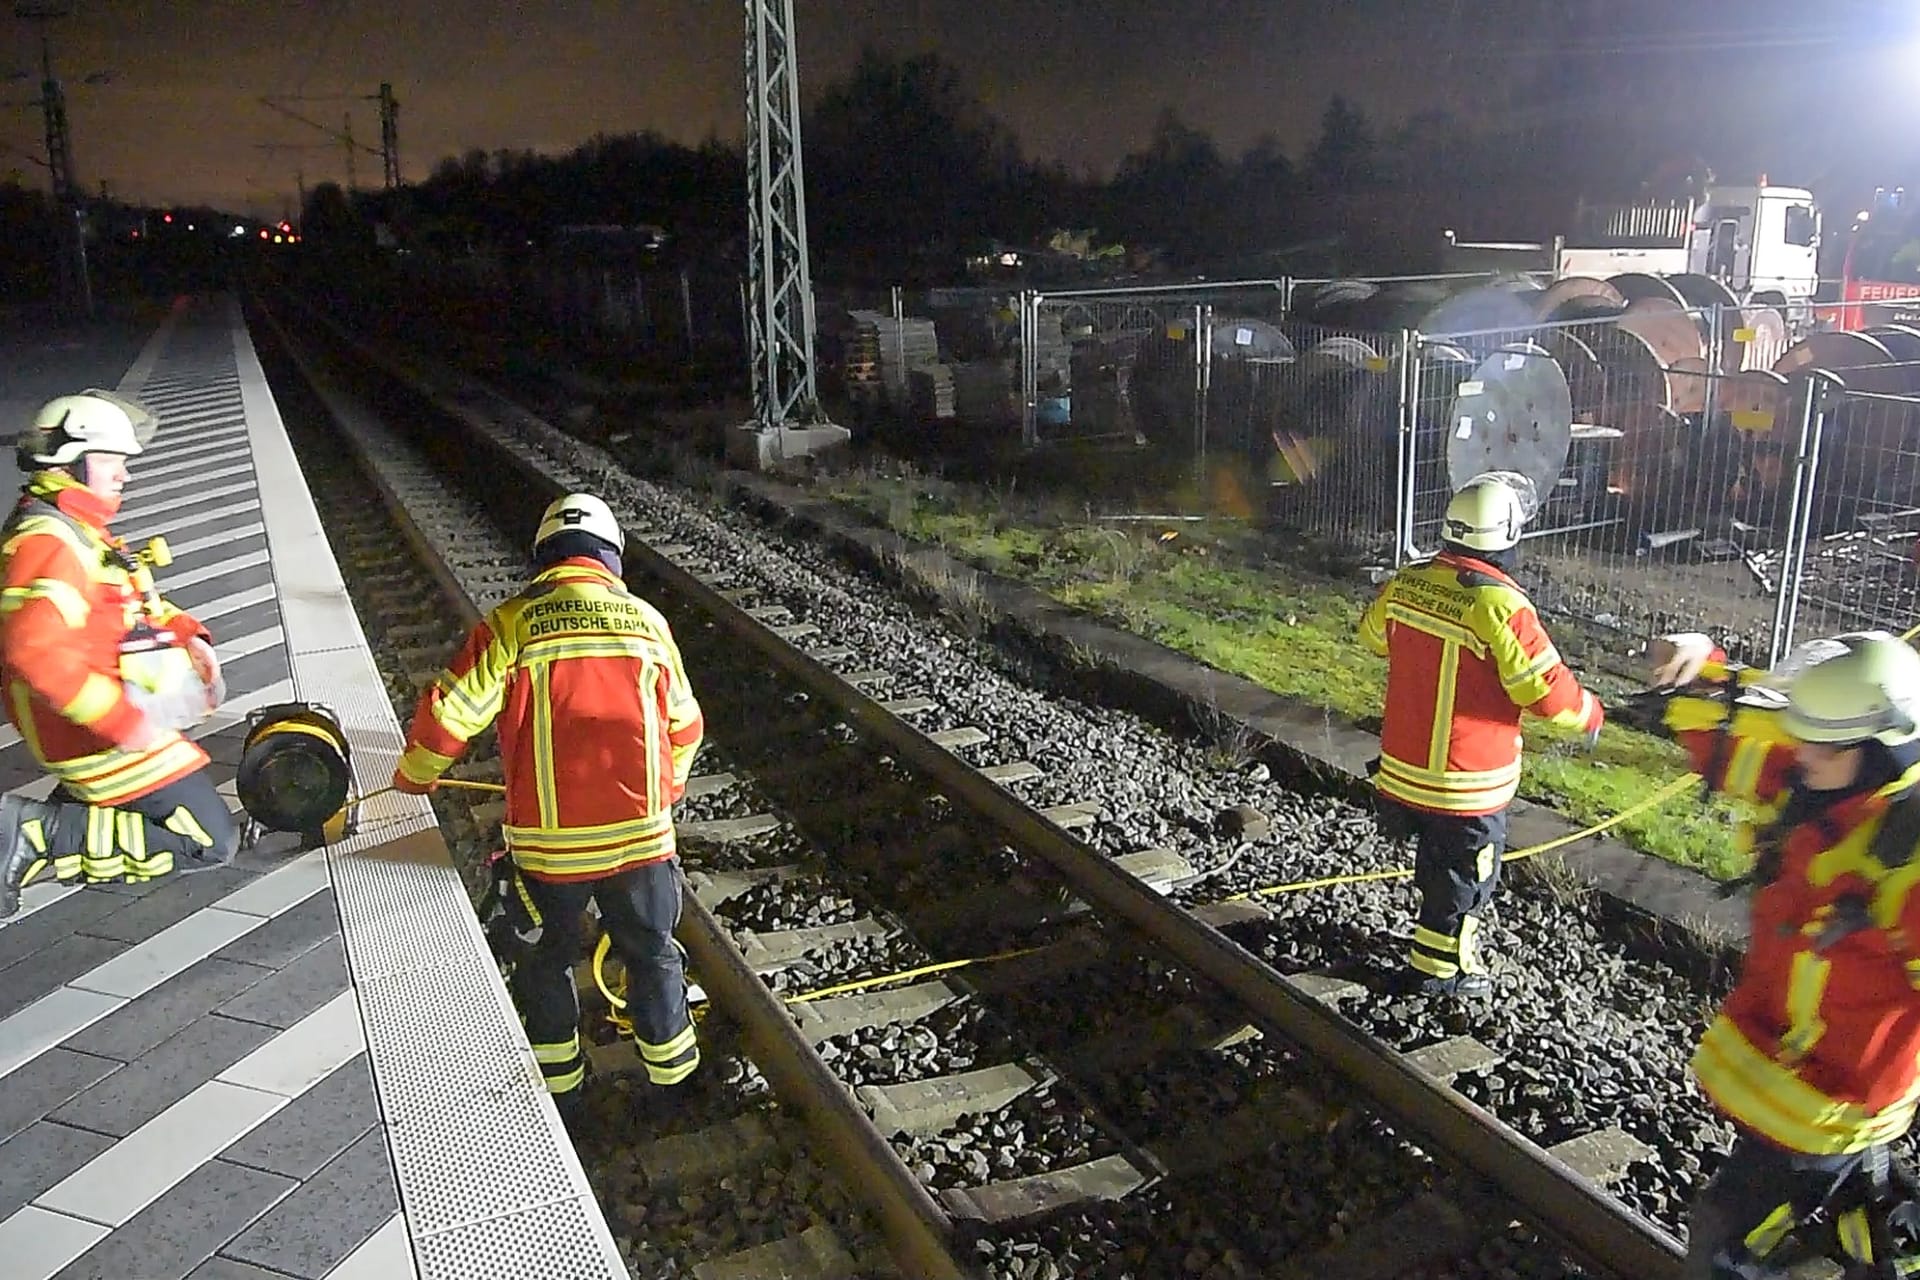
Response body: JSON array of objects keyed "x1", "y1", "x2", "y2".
[
  {"x1": 42, "y1": 769, "x2": 239, "y2": 884},
  {"x1": 510, "y1": 857, "x2": 698, "y2": 1096},
  {"x1": 1377, "y1": 798, "x2": 1508, "y2": 981},
  {"x1": 1686, "y1": 1133, "x2": 1907, "y2": 1278}
]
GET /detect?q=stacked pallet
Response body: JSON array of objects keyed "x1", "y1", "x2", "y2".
[
  {"x1": 845, "y1": 311, "x2": 945, "y2": 414},
  {"x1": 1032, "y1": 312, "x2": 1071, "y2": 390},
  {"x1": 909, "y1": 365, "x2": 956, "y2": 420},
  {"x1": 843, "y1": 309, "x2": 889, "y2": 409},
  {"x1": 952, "y1": 360, "x2": 1015, "y2": 425}
]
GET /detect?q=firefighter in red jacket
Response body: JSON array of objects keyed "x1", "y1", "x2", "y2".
[
  {"x1": 1359, "y1": 474, "x2": 1603, "y2": 996},
  {"x1": 393, "y1": 493, "x2": 705, "y2": 1118},
  {"x1": 0, "y1": 391, "x2": 234, "y2": 918},
  {"x1": 1644, "y1": 631, "x2": 1920, "y2": 1278}
]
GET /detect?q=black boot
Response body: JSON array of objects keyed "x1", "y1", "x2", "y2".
[{"x1": 0, "y1": 794, "x2": 57, "y2": 919}]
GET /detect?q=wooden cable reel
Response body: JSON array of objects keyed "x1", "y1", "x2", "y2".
[{"x1": 1445, "y1": 343, "x2": 1574, "y2": 504}]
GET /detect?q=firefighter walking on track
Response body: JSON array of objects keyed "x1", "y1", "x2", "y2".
[
  {"x1": 1358, "y1": 473, "x2": 1603, "y2": 997},
  {"x1": 394, "y1": 492, "x2": 706, "y2": 1122},
  {"x1": 0, "y1": 390, "x2": 234, "y2": 918},
  {"x1": 1640, "y1": 631, "x2": 1920, "y2": 1278}
]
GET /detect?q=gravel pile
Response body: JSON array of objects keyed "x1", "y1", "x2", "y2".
[
  {"x1": 715, "y1": 877, "x2": 862, "y2": 933},
  {"x1": 817, "y1": 1004, "x2": 998, "y2": 1088},
  {"x1": 760, "y1": 933, "x2": 932, "y2": 998},
  {"x1": 895, "y1": 1085, "x2": 1122, "y2": 1192}
]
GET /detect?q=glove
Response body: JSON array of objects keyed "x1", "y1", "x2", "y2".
[
  {"x1": 390, "y1": 767, "x2": 437, "y2": 796},
  {"x1": 1582, "y1": 697, "x2": 1605, "y2": 751},
  {"x1": 1647, "y1": 633, "x2": 1717, "y2": 690},
  {"x1": 185, "y1": 636, "x2": 225, "y2": 711}
]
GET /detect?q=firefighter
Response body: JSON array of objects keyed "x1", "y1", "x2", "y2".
[
  {"x1": 1358, "y1": 473, "x2": 1603, "y2": 996},
  {"x1": 392, "y1": 492, "x2": 705, "y2": 1120},
  {"x1": 0, "y1": 390, "x2": 236, "y2": 919},
  {"x1": 1640, "y1": 631, "x2": 1920, "y2": 1279}
]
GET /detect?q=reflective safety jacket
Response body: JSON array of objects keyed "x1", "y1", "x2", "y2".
[
  {"x1": 1666, "y1": 654, "x2": 1920, "y2": 1155},
  {"x1": 398, "y1": 557, "x2": 705, "y2": 882},
  {"x1": 1358, "y1": 551, "x2": 1600, "y2": 815},
  {"x1": 0, "y1": 473, "x2": 210, "y2": 805}
]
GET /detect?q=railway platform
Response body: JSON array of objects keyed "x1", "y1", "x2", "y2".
[{"x1": 0, "y1": 296, "x2": 626, "y2": 1280}]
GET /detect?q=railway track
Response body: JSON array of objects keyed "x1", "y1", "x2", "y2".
[{"x1": 249, "y1": 286, "x2": 1693, "y2": 1280}]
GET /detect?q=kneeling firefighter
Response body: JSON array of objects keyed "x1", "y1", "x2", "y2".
[
  {"x1": 0, "y1": 390, "x2": 234, "y2": 918},
  {"x1": 392, "y1": 493, "x2": 705, "y2": 1119},
  {"x1": 1636, "y1": 631, "x2": 1920, "y2": 1278}
]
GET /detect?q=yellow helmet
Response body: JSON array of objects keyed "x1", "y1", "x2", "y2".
[
  {"x1": 1442, "y1": 474, "x2": 1527, "y2": 552},
  {"x1": 1781, "y1": 632, "x2": 1920, "y2": 746},
  {"x1": 29, "y1": 389, "x2": 156, "y2": 464}
]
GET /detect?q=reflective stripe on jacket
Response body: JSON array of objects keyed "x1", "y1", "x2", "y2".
[
  {"x1": 0, "y1": 475, "x2": 209, "y2": 804},
  {"x1": 1358, "y1": 551, "x2": 1599, "y2": 815},
  {"x1": 1667, "y1": 656, "x2": 1920, "y2": 1154},
  {"x1": 398, "y1": 557, "x2": 705, "y2": 881}
]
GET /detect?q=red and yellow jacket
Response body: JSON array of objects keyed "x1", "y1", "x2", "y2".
[
  {"x1": 0, "y1": 472, "x2": 210, "y2": 804},
  {"x1": 398, "y1": 557, "x2": 705, "y2": 881},
  {"x1": 1667, "y1": 653, "x2": 1920, "y2": 1155},
  {"x1": 1358, "y1": 551, "x2": 1601, "y2": 815}
]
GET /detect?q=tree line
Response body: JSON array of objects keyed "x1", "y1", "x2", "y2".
[{"x1": 321, "y1": 48, "x2": 1687, "y2": 282}]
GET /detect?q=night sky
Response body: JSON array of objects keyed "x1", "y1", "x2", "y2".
[{"x1": 0, "y1": 0, "x2": 1912, "y2": 219}]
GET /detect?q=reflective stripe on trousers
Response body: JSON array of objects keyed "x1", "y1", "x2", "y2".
[
  {"x1": 1684, "y1": 1135, "x2": 1908, "y2": 1278},
  {"x1": 510, "y1": 857, "x2": 697, "y2": 1093},
  {"x1": 31, "y1": 772, "x2": 236, "y2": 884},
  {"x1": 1377, "y1": 799, "x2": 1507, "y2": 980}
]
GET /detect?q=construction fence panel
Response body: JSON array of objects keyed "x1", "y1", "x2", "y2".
[
  {"x1": 1214, "y1": 319, "x2": 1409, "y2": 558},
  {"x1": 1402, "y1": 306, "x2": 1808, "y2": 665},
  {"x1": 1019, "y1": 282, "x2": 1290, "y2": 448},
  {"x1": 831, "y1": 286, "x2": 1022, "y2": 432},
  {"x1": 1029, "y1": 294, "x2": 1205, "y2": 446},
  {"x1": 1777, "y1": 379, "x2": 1920, "y2": 649}
]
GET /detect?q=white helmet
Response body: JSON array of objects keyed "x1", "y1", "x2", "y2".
[
  {"x1": 29, "y1": 390, "x2": 155, "y2": 465},
  {"x1": 1781, "y1": 631, "x2": 1920, "y2": 747},
  {"x1": 534, "y1": 493, "x2": 621, "y2": 552},
  {"x1": 1442, "y1": 474, "x2": 1527, "y2": 552}
]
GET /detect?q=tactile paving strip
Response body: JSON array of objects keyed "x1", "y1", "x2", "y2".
[
  {"x1": 413, "y1": 1195, "x2": 624, "y2": 1279},
  {"x1": 232, "y1": 299, "x2": 624, "y2": 1279},
  {"x1": 386, "y1": 1088, "x2": 585, "y2": 1235},
  {"x1": 350, "y1": 964, "x2": 543, "y2": 1123}
]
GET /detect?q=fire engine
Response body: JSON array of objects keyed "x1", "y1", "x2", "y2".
[{"x1": 1828, "y1": 186, "x2": 1920, "y2": 331}]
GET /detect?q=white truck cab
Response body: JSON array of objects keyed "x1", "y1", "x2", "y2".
[{"x1": 1555, "y1": 184, "x2": 1820, "y2": 305}]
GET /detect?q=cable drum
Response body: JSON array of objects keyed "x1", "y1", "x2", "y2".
[
  {"x1": 1445, "y1": 343, "x2": 1573, "y2": 507},
  {"x1": 235, "y1": 702, "x2": 356, "y2": 843}
]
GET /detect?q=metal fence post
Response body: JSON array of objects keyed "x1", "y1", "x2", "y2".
[
  {"x1": 1193, "y1": 302, "x2": 1212, "y2": 476},
  {"x1": 1770, "y1": 372, "x2": 1836, "y2": 665},
  {"x1": 891, "y1": 284, "x2": 906, "y2": 422},
  {"x1": 1395, "y1": 329, "x2": 1422, "y2": 566},
  {"x1": 1702, "y1": 303, "x2": 1722, "y2": 432},
  {"x1": 1020, "y1": 290, "x2": 1039, "y2": 448}
]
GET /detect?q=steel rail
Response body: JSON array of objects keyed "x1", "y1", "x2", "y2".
[
  {"x1": 252, "y1": 292, "x2": 974, "y2": 1280},
  {"x1": 271, "y1": 285, "x2": 1688, "y2": 1280}
]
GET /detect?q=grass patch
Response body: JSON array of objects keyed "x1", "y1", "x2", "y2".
[{"x1": 814, "y1": 461, "x2": 1751, "y2": 881}]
